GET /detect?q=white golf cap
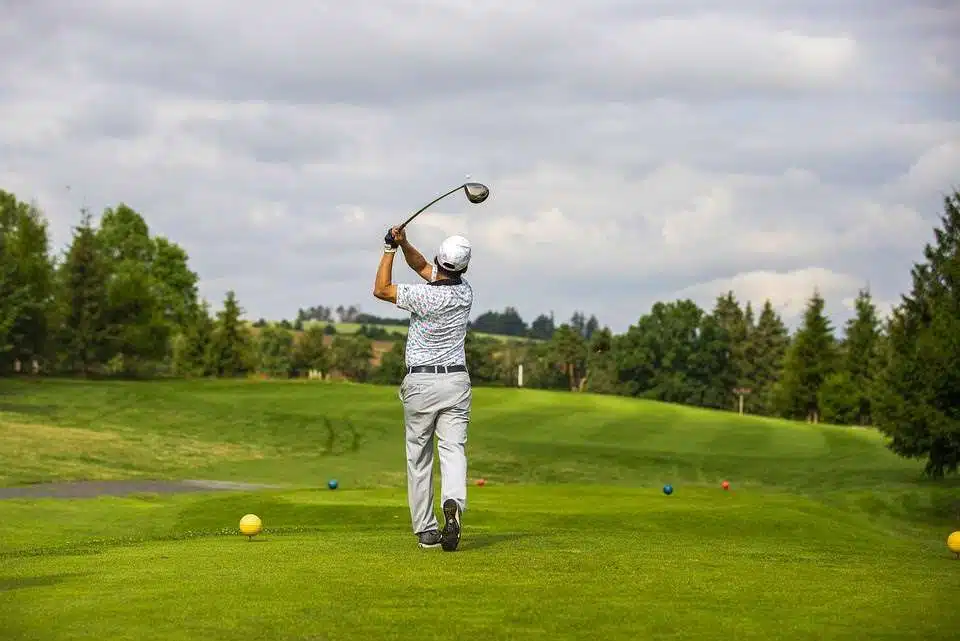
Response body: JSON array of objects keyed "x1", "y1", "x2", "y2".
[{"x1": 436, "y1": 235, "x2": 471, "y2": 272}]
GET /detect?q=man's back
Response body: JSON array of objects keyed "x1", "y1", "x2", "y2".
[{"x1": 396, "y1": 278, "x2": 473, "y2": 367}]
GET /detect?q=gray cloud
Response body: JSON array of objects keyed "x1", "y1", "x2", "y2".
[{"x1": 1, "y1": 0, "x2": 958, "y2": 333}]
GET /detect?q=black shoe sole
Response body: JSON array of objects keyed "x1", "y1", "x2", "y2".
[{"x1": 441, "y1": 499, "x2": 461, "y2": 552}]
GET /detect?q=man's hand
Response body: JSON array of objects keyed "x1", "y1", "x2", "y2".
[
  {"x1": 384, "y1": 227, "x2": 398, "y2": 248},
  {"x1": 384, "y1": 226, "x2": 407, "y2": 248}
]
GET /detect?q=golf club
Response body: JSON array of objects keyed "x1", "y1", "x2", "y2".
[{"x1": 384, "y1": 182, "x2": 489, "y2": 245}]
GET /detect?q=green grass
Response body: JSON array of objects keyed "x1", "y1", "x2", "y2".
[
  {"x1": 1, "y1": 378, "x2": 958, "y2": 640},
  {"x1": 331, "y1": 321, "x2": 409, "y2": 337}
]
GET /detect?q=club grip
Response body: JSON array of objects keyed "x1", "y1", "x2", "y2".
[{"x1": 384, "y1": 228, "x2": 398, "y2": 247}]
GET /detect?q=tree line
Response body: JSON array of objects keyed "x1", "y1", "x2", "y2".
[
  {"x1": 264, "y1": 303, "x2": 602, "y2": 343},
  {"x1": 1, "y1": 187, "x2": 958, "y2": 477}
]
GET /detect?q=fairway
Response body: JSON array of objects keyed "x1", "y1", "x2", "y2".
[{"x1": 1, "y1": 379, "x2": 958, "y2": 640}]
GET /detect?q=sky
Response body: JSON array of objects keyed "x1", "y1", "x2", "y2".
[{"x1": 1, "y1": 0, "x2": 958, "y2": 334}]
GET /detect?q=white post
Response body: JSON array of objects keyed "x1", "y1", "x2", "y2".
[{"x1": 517, "y1": 363, "x2": 523, "y2": 387}]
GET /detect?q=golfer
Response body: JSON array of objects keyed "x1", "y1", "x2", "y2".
[{"x1": 373, "y1": 226, "x2": 474, "y2": 551}]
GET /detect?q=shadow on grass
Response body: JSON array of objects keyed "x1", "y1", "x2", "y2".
[
  {"x1": 0, "y1": 402, "x2": 58, "y2": 416},
  {"x1": 0, "y1": 573, "x2": 86, "y2": 592},
  {"x1": 460, "y1": 532, "x2": 530, "y2": 551}
]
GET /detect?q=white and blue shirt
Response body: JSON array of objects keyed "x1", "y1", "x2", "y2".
[{"x1": 395, "y1": 275, "x2": 473, "y2": 368}]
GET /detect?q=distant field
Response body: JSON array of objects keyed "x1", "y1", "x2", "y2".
[
  {"x1": 1, "y1": 378, "x2": 957, "y2": 641},
  {"x1": 309, "y1": 320, "x2": 538, "y2": 342},
  {"x1": 330, "y1": 321, "x2": 408, "y2": 336}
]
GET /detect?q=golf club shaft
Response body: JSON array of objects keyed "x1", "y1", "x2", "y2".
[{"x1": 397, "y1": 185, "x2": 464, "y2": 230}]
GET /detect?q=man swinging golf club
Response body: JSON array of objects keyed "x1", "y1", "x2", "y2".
[{"x1": 373, "y1": 226, "x2": 474, "y2": 551}]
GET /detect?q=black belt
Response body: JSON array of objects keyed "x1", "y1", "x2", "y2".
[{"x1": 407, "y1": 364, "x2": 468, "y2": 374}]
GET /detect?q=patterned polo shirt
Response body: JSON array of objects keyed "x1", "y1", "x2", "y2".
[{"x1": 395, "y1": 275, "x2": 473, "y2": 368}]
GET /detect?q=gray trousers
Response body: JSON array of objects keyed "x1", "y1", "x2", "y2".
[{"x1": 398, "y1": 371, "x2": 472, "y2": 534}]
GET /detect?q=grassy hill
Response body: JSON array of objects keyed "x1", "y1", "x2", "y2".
[
  {"x1": 1, "y1": 378, "x2": 957, "y2": 640},
  {"x1": 247, "y1": 320, "x2": 538, "y2": 368},
  {"x1": 252, "y1": 319, "x2": 540, "y2": 343}
]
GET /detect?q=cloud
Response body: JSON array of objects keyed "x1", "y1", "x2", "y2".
[
  {"x1": 1, "y1": 0, "x2": 958, "y2": 334},
  {"x1": 672, "y1": 267, "x2": 874, "y2": 328}
]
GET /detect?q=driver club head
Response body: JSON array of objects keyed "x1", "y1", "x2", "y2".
[{"x1": 463, "y1": 182, "x2": 489, "y2": 204}]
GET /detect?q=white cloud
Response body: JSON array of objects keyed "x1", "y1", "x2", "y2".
[
  {"x1": 0, "y1": 0, "x2": 957, "y2": 333},
  {"x1": 673, "y1": 267, "x2": 865, "y2": 326},
  {"x1": 890, "y1": 139, "x2": 960, "y2": 200}
]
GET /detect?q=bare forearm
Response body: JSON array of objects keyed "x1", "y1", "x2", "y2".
[
  {"x1": 373, "y1": 248, "x2": 399, "y2": 302},
  {"x1": 400, "y1": 241, "x2": 428, "y2": 271},
  {"x1": 375, "y1": 252, "x2": 395, "y2": 292}
]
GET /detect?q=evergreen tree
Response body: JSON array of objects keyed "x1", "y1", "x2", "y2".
[
  {"x1": 818, "y1": 370, "x2": 860, "y2": 425},
  {"x1": 776, "y1": 290, "x2": 838, "y2": 422},
  {"x1": 171, "y1": 300, "x2": 214, "y2": 377},
  {"x1": 749, "y1": 300, "x2": 790, "y2": 414},
  {"x1": 584, "y1": 315, "x2": 600, "y2": 340},
  {"x1": 843, "y1": 288, "x2": 882, "y2": 424},
  {"x1": 872, "y1": 190, "x2": 960, "y2": 477},
  {"x1": 528, "y1": 313, "x2": 555, "y2": 340},
  {"x1": 710, "y1": 291, "x2": 750, "y2": 406},
  {"x1": 53, "y1": 210, "x2": 110, "y2": 375},
  {"x1": 207, "y1": 290, "x2": 253, "y2": 377}
]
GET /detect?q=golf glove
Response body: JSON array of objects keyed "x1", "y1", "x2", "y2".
[{"x1": 384, "y1": 228, "x2": 399, "y2": 248}]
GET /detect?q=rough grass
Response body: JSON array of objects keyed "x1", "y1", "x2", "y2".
[{"x1": 0, "y1": 378, "x2": 958, "y2": 640}]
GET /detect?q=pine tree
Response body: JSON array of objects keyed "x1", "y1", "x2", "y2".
[
  {"x1": 710, "y1": 291, "x2": 750, "y2": 406},
  {"x1": 171, "y1": 300, "x2": 214, "y2": 377},
  {"x1": 843, "y1": 288, "x2": 881, "y2": 424},
  {"x1": 872, "y1": 190, "x2": 960, "y2": 477},
  {"x1": 207, "y1": 291, "x2": 252, "y2": 377},
  {"x1": 740, "y1": 301, "x2": 757, "y2": 388},
  {"x1": 745, "y1": 300, "x2": 789, "y2": 415},
  {"x1": 776, "y1": 290, "x2": 838, "y2": 422},
  {"x1": 54, "y1": 210, "x2": 110, "y2": 375}
]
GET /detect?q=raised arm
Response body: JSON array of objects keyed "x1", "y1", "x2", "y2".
[{"x1": 392, "y1": 227, "x2": 434, "y2": 282}]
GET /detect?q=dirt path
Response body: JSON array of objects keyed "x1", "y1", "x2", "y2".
[{"x1": 0, "y1": 479, "x2": 280, "y2": 500}]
